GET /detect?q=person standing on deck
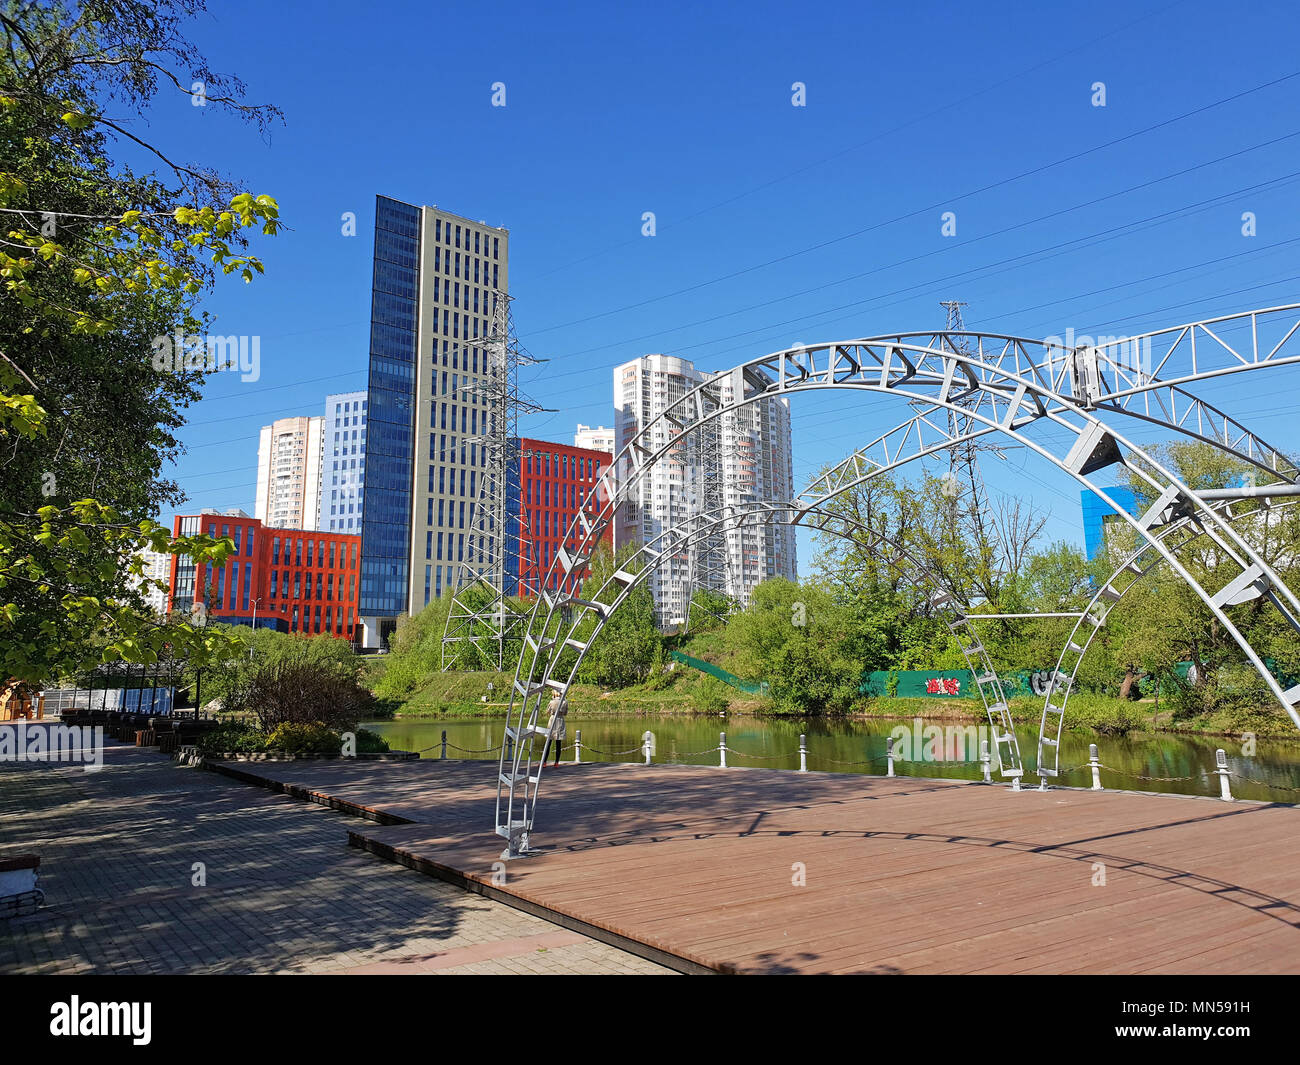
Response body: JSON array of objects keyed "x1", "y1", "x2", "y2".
[{"x1": 543, "y1": 694, "x2": 567, "y2": 766}]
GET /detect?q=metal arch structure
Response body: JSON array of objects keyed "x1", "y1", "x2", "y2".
[
  {"x1": 494, "y1": 498, "x2": 1027, "y2": 857},
  {"x1": 1035, "y1": 494, "x2": 1300, "y2": 781},
  {"x1": 495, "y1": 304, "x2": 1300, "y2": 855}
]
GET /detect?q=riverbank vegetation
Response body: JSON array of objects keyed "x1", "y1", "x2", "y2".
[{"x1": 366, "y1": 442, "x2": 1300, "y2": 739}]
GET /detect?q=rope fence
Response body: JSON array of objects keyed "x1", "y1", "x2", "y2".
[{"x1": 425, "y1": 728, "x2": 1299, "y2": 801}]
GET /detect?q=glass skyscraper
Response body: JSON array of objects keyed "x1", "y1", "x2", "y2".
[{"x1": 359, "y1": 195, "x2": 509, "y2": 649}]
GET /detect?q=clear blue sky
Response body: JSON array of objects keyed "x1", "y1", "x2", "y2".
[{"x1": 150, "y1": 0, "x2": 1300, "y2": 568}]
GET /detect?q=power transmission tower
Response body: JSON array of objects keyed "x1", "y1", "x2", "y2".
[
  {"x1": 935, "y1": 300, "x2": 1004, "y2": 603},
  {"x1": 440, "y1": 293, "x2": 550, "y2": 670}
]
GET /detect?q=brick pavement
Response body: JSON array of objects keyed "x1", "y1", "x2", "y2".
[{"x1": 0, "y1": 739, "x2": 672, "y2": 976}]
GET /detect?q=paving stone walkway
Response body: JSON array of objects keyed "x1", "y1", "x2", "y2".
[{"x1": 0, "y1": 739, "x2": 671, "y2": 975}]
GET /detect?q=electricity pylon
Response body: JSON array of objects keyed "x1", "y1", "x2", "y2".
[{"x1": 440, "y1": 293, "x2": 550, "y2": 670}]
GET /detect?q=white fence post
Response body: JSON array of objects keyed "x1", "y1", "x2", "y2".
[
  {"x1": 574, "y1": 729, "x2": 582, "y2": 764},
  {"x1": 643, "y1": 732, "x2": 652, "y2": 765},
  {"x1": 980, "y1": 740, "x2": 991, "y2": 783},
  {"x1": 799, "y1": 734, "x2": 807, "y2": 773},
  {"x1": 719, "y1": 732, "x2": 728, "y2": 769},
  {"x1": 1216, "y1": 748, "x2": 1233, "y2": 801},
  {"x1": 886, "y1": 736, "x2": 895, "y2": 777},
  {"x1": 1089, "y1": 743, "x2": 1103, "y2": 790}
]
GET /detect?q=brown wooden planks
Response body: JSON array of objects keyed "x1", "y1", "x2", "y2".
[{"x1": 211, "y1": 758, "x2": 1300, "y2": 975}]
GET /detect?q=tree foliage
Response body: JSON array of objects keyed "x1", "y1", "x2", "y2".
[{"x1": 0, "y1": 1, "x2": 280, "y2": 681}]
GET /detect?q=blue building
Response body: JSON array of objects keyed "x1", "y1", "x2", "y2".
[
  {"x1": 359, "y1": 196, "x2": 420, "y2": 650},
  {"x1": 321, "y1": 390, "x2": 366, "y2": 534},
  {"x1": 1081, "y1": 486, "x2": 1138, "y2": 558}
]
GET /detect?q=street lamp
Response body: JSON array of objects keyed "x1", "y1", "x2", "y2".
[
  {"x1": 249, "y1": 597, "x2": 265, "y2": 658},
  {"x1": 191, "y1": 600, "x2": 208, "y2": 722}
]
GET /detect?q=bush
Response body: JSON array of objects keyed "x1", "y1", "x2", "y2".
[
  {"x1": 693, "y1": 676, "x2": 730, "y2": 714},
  {"x1": 353, "y1": 727, "x2": 390, "y2": 753},
  {"x1": 1063, "y1": 695, "x2": 1150, "y2": 737},
  {"x1": 249, "y1": 655, "x2": 374, "y2": 734},
  {"x1": 264, "y1": 721, "x2": 343, "y2": 754},
  {"x1": 196, "y1": 723, "x2": 266, "y2": 755}
]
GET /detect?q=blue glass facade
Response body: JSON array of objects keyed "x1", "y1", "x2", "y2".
[
  {"x1": 360, "y1": 196, "x2": 421, "y2": 624},
  {"x1": 1081, "y1": 486, "x2": 1137, "y2": 558}
]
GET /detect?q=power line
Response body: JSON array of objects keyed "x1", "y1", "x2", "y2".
[
  {"x1": 523, "y1": 69, "x2": 1300, "y2": 337},
  {"x1": 525, "y1": 0, "x2": 1191, "y2": 282}
]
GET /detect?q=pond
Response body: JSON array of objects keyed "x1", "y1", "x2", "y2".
[{"x1": 363, "y1": 714, "x2": 1300, "y2": 803}]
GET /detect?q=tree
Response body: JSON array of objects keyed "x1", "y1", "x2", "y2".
[
  {"x1": 726, "y1": 578, "x2": 864, "y2": 714},
  {"x1": 1108, "y1": 441, "x2": 1300, "y2": 714},
  {"x1": 574, "y1": 543, "x2": 662, "y2": 688},
  {"x1": 0, "y1": 2, "x2": 281, "y2": 682}
]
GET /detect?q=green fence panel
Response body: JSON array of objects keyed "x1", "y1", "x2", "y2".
[{"x1": 669, "y1": 651, "x2": 767, "y2": 695}]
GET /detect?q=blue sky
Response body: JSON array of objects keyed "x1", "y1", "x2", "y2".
[{"x1": 149, "y1": 0, "x2": 1300, "y2": 568}]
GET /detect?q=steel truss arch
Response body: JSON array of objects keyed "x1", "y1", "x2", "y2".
[
  {"x1": 496, "y1": 305, "x2": 1300, "y2": 854},
  {"x1": 1035, "y1": 496, "x2": 1300, "y2": 782},
  {"x1": 495, "y1": 499, "x2": 1024, "y2": 857}
]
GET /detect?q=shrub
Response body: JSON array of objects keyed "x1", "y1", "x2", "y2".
[
  {"x1": 196, "y1": 723, "x2": 266, "y2": 755},
  {"x1": 693, "y1": 676, "x2": 730, "y2": 714},
  {"x1": 353, "y1": 727, "x2": 390, "y2": 753},
  {"x1": 249, "y1": 655, "x2": 374, "y2": 734},
  {"x1": 1064, "y1": 695, "x2": 1150, "y2": 737},
  {"x1": 264, "y1": 721, "x2": 343, "y2": 754}
]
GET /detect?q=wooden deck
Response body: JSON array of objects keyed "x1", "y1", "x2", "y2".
[{"x1": 209, "y1": 758, "x2": 1300, "y2": 974}]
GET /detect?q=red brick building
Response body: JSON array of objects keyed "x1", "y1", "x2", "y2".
[
  {"x1": 167, "y1": 510, "x2": 361, "y2": 640},
  {"x1": 515, "y1": 439, "x2": 612, "y2": 597}
]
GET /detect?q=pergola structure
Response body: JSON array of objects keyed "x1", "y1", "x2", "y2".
[{"x1": 487, "y1": 304, "x2": 1300, "y2": 856}]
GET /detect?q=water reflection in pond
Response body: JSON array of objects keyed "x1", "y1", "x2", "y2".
[{"x1": 364, "y1": 715, "x2": 1300, "y2": 804}]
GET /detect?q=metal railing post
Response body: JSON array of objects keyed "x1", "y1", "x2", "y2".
[
  {"x1": 1216, "y1": 749, "x2": 1233, "y2": 801},
  {"x1": 799, "y1": 734, "x2": 807, "y2": 773},
  {"x1": 505, "y1": 734, "x2": 514, "y2": 763},
  {"x1": 719, "y1": 732, "x2": 727, "y2": 769},
  {"x1": 643, "y1": 733, "x2": 652, "y2": 765},
  {"x1": 980, "y1": 740, "x2": 991, "y2": 783},
  {"x1": 441, "y1": 729, "x2": 448, "y2": 760},
  {"x1": 1089, "y1": 743, "x2": 1103, "y2": 790},
  {"x1": 886, "y1": 736, "x2": 895, "y2": 777},
  {"x1": 574, "y1": 729, "x2": 582, "y2": 763}
]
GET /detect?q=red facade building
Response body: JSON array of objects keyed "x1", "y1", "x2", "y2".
[
  {"x1": 167, "y1": 510, "x2": 361, "y2": 640},
  {"x1": 515, "y1": 438, "x2": 612, "y2": 597}
]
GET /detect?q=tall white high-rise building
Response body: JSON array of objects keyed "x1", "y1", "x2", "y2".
[
  {"x1": 321, "y1": 391, "x2": 367, "y2": 533},
  {"x1": 129, "y1": 546, "x2": 173, "y2": 616},
  {"x1": 255, "y1": 415, "x2": 324, "y2": 531},
  {"x1": 613, "y1": 354, "x2": 796, "y2": 625},
  {"x1": 574, "y1": 423, "x2": 615, "y2": 453}
]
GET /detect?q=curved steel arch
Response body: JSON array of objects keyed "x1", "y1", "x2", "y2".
[
  {"x1": 494, "y1": 498, "x2": 1025, "y2": 857},
  {"x1": 497, "y1": 306, "x2": 1300, "y2": 854},
  {"x1": 1035, "y1": 495, "x2": 1300, "y2": 781}
]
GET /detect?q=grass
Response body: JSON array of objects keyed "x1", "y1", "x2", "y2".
[{"x1": 368, "y1": 633, "x2": 1300, "y2": 739}]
